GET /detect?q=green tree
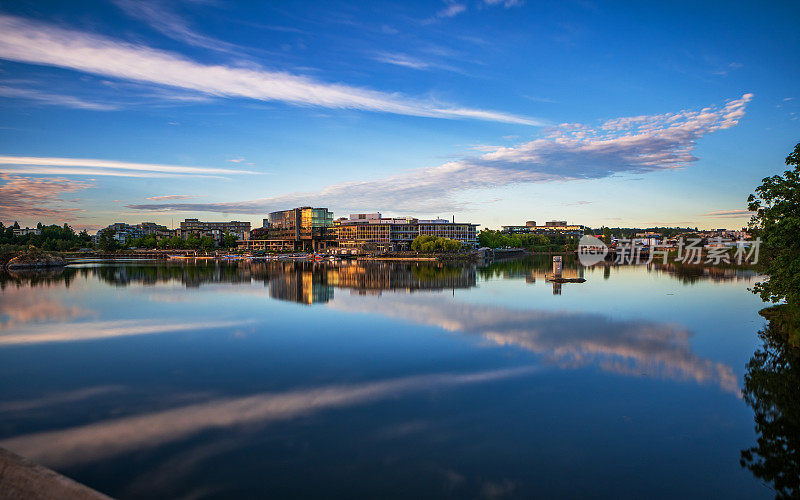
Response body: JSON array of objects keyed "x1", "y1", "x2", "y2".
[
  {"x1": 98, "y1": 230, "x2": 119, "y2": 252},
  {"x1": 748, "y1": 141, "x2": 800, "y2": 305},
  {"x1": 603, "y1": 227, "x2": 612, "y2": 245},
  {"x1": 220, "y1": 232, "x2": 239, "y2": 249},
  {"x1": 199, "y1": 236, "x2": 215, "y2": 252}
]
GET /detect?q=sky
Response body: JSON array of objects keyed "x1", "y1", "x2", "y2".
[{"x1": 0, "y1": 0, "x2": 797, "y2": 232}]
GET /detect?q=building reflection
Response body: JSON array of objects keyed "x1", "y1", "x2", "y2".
[
  {"x1": 0, "y1": 260, "x2": 477, "y2": 306},
  {"x1": 265, "y1": 263, "x2": 333, "y2": 305},
  {"x1": 525, "y1": 267, "x2": 584, "y2": 295}
]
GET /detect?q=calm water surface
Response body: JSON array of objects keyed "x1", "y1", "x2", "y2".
[{"x1": 0, "y1": 257, "x2": 779, "y2": 498}]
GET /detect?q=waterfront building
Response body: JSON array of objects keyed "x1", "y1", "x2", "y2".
[
  {"x1": 333, "y1": 213, "x2": 479, "y2": 252},
  {"x1": 98, "y1": 222, "x2": 176, "y2": 242},
  {"x1": 12, "y1": 227, "x2": 41, "y2": 237},
  {"x1": 501, "y1": 220, "x2": 585, "y2": 236},
  {"x1": 239, "y1": 207, "x2": 333, "y2": 252},
  {"x1": 179, "y1": 219, "x2": 250, "y2": 241}
]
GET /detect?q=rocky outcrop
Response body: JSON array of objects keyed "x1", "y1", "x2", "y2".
[{"x1": 5, "y1": 248, "x2": 66, "y2": 269}]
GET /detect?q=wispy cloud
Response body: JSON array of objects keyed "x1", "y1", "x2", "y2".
[
  {"x1": 128, "y1": 94, "x2": 753, "y2": 215},
  {"x1": 0, "y1": 85, "x2": 117, "y2": 110},
  {"x1": 112, "y1": 0, "x2": 245, "y2": 55},
  {"x1": 0, "y1": 174, "x2": 93, "y2": 221},
  {"x1": 483, "y1": 0, "x2": 525, "y2": 7},
  {"x1": 436, "y1": 2, "x2": 467, "y2": 19},
  {"x1": 700, "y1": 209, "x2": 754, "y2": 218},
  {"x1": 145, "y1": 195, "x2": 197, "y2": 201},
  {"x1": 0, "y1": 156, "x2": 255, "y2": 178},
  {"x1": 427, "y1": 0, "x2": 522, "y2": 22},
  {"x1": 0, "y1": 13, "x2": 540, "y2": 125},
  {"x1": 372, "y1": 52, "x2": 433, "y2": 70}
]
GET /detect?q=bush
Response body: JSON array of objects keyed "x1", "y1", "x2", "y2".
[{"x1": 411, "y1": 235, "x2": 462, "y2": 253}]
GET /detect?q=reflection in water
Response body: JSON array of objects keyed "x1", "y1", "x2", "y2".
[
  {"x1": 740, "y1": 312, "x2": 800, "y2": 498},
  {"x1": 653, "y1": 262, "x2": 758, "y2": 284},
  {"x1": 0, "y1": 259, "x2": 768, "y2": 498},
  {"x1": 0, "y1": 285, "x2": 89, "y2": 331},
  {"x1": 2, "y1": 261, "x2": 478, "y2": 305},
  {"x1": 332, "y1": 294, "x2": 739, "y2": 393},
  {"x1": 0, "y1": 366, "x2": 536, "y2": 468},
  {"x1": 0, "y1": 319, "x2": 253, "y2": 346}
]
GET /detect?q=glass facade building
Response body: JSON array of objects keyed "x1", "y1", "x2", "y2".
[{"x1": 242, "y1": 207, "x2": 334, "y2": 251}]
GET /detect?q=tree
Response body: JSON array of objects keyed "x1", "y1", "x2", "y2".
[
  {"x1": 411, "y1": 235, "x2": 462, "y2": 253},
  {"x1": 748, "y1": 141, "x2": 800, "y2": 306},
  {"x1": 199, "y1": 236, "x2": 215, "y2": 252},
  {"x1": 220, "y1": 232, "x2": 238, "y2": 249},
  {"x1": 98, "y1": 230, "x2": 119, "y2": 252}
]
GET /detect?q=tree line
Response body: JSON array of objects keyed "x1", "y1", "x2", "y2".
[
  {"x1": 477, "y1": 230, "x2": 579, "y2": 251},
  {"x1": 0, "y1": 222, "x2": 91, "y2": 251},
  {"x1": 0, "y1": 220, "x2": 241, "y2": 253}
]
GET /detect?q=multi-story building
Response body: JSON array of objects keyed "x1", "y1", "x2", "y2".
[
  {"x1": 239, "y1": 207, "x2": 334, "y2": 252},
  {"x1": 12, "y1": 227, "x2": 41, "y2": 237},
  {"x1": 98, "y1": 222, "x2": 177, "y2": 242},
  {"x1": 137, "y1": 222, "x2": 175, "y2": 239},
  {"x1": 502, "y1": 220, "x2": 585, "y2": 236},
  {"x1": 179, "y1": 219, "x2": 250, "y2": 241},
  {"x1": 334, "y1": 213, "x2": 479, "y2": 252}
]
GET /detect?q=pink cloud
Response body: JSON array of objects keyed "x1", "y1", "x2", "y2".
[{"x1": 0, "y1": 174, "x2": 93, "y2": 222}]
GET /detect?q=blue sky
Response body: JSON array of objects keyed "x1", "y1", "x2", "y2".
[{"x1": 0, "y1": 0, "x2": 797, "y2": 232}]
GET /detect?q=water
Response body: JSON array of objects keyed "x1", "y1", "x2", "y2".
[{"x1": 0, "y1": 257, "x2": 780, "y2": 498}]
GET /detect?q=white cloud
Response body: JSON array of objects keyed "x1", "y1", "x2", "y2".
[
  {"x1": 484, "y1": 0, "x2": 525, "y2": 7},
  {"x1": 112, "y1": 0, "x2": 245, "y2": 55},
  {"x1": 0, "y1": 85, "x2": 117, "y2": 110},
  {"x1": 436, "y1": 3, "x2": 467, "y2": 19},
  {"x1": 0, "y1": 13, "x2": 540, "y2": 125},
  {"x1": 372, "y1": 52, "x2": 432, "y2": 70},
  {"x1": 127, "y1": 94, "x2": 753, "y2": 215},
  {"x1": 0, "y1": 156, "x2": 255, "y2": 178}
]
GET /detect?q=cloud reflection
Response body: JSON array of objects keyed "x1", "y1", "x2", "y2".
[
  {"x1": 0, "y1": 366, "x2": 537, "y2": 467},
  {"x1": 0, "y1": 319, "x2": 252, "y2": 346},
  {"x1": 0, "y1": 286, "x2": 89, "y2": 332},
  {"x1": 331, "y1": 295, "x2": 738, "y2": 394}
]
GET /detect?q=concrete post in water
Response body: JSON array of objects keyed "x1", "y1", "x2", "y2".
[{"x1": 552, "y1": 255, "x2": 562, "y2": 277}]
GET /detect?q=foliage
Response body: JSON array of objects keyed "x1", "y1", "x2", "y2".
[
  {"x1": 220, "y1": 232, "x2": 239, "y2": 249},
  {"x1": 740, "y1": 307, "x2": 800, "y2": 498},
  {"x1": 0, "y1": 222, "x2": 92, "y2": 251},
  {"x1": 477, "y1": 229, "x2": 578, "y2": 251},
  {"x1": 410, "y1": 235, "x2": 462, "y2": 253},
  {"x1": 98, "y1": 230, "x2": 120, "y2": 251},
  {"x1": 748, "y1": 141, "x2": 800, "y2": 306},
  {"x1": 602, "y1": 227, "x2": 612, "y2": 245}
]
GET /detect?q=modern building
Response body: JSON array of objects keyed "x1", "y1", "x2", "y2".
[
  {"x1": 502, "y1": 220, "x2": 585, "y2": 236},
  {"x1": 179, "y1": 219, "x2": 250, "y2": 241},
  {"x1": 97, "y1": 222, "x2": 176, "y2": 242},
  {"x1": 333, "y1": 213, "x2": 479, "y2": 252},
  {"x1": 239, "y1": 207, "x2": 333, "y2": 252},
  {"x1": 12, "y1": 227, "x2": 41, "y2": 237}
]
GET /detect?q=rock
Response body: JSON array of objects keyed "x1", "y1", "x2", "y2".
[{"x1": 5, "y1": 249, "x2": 66, "y2": 269}]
